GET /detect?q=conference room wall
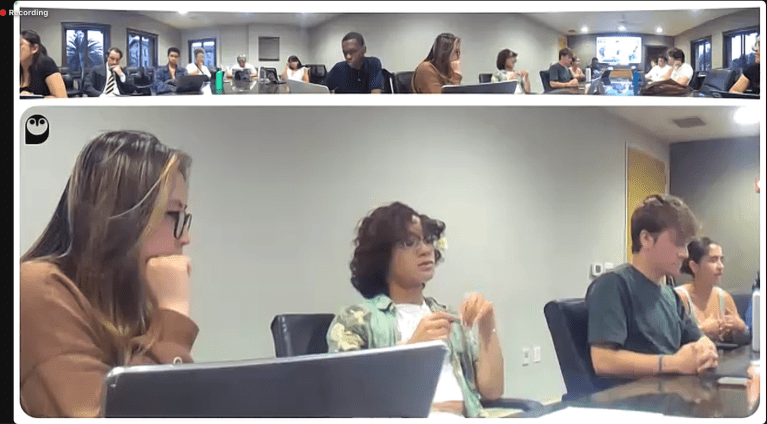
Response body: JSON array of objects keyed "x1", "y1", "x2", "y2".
[
  {"x1": 673, "y1": 9, "x2": 759, "y2": 69},
  {"x1": 21, "y1": 9, "x2": 181, "y2": 70},
  {"x1": 307, "y1": 13, "x2": 564, "y2": 93},
  {"x1": 20, "y1": 106, "x2": 667, "y2": 403},
  {"x1": 669, "y1": 137, "x2": 760, "y2": 294}
]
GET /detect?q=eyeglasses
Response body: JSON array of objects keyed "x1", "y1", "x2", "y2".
[
  {"x1": 399, "y1": 235, "x2": 437, "y2": 251},
  {"x1": 166, "y1": 211, "x2": 192, "y2": 239}
]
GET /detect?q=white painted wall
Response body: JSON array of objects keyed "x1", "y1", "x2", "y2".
[
  {"x1": 674, "y1": 9, "x2": 759, "y2": 69},
  {"x1": 307, "y1": 13, "x2": 565, "y2": 93},
  {"x1": 20, "y1": 105, "x2": 669, "y2": 403}
]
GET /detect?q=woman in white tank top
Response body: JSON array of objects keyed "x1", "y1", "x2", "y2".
[
  {"x1": 281, "y1": 55, "x2": 310, "y2": 83},
  {"x1": 675, "y1": 237, "x2": 747, "y2": 341}
]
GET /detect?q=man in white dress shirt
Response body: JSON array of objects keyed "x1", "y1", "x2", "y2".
[
  {"x1": 645, "y1": 55, "x2": 671, "y2": 83},
  {"x1": 83, "y1": 47, "x2": 136, "y2": 97}
]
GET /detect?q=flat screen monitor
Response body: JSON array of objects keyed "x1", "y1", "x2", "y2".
[{"x1": 596, "y1": 36, "x2": 642, "y2": 65}]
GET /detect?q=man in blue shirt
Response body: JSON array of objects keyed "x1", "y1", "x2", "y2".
[
  {"x1": 324, "y1": 32, "x2": 384, "y2": 94},
  {"x1": 152, "y1": 47, "x2": 187, "y2": 95}
]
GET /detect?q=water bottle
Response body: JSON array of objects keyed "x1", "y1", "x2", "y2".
[
  {"x1": 753, "y1": 288, "x2": 760, "y2": 352},
  {"x1": 585, "y1": 67, "x2": 591, "y2": 83},
  {"x1": 215, "y1": 69, "x2": 224, "y2": 94},
  {"x1": 259, "y1": 67, "x2": 265, "y2": 83},
  {"x1": 632, "y1": 70, "x2": 640, "y2": 95}
]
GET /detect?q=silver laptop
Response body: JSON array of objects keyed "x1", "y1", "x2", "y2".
[
  {"x1": 101, "y1": 340, "x2": 448, "y2": 417},
  {"x1": 441, "y1": 80, "x2": 518, "y2": 94},
  {"x1": 286, "y1": 79, "x2": 330, "y2": 94}
]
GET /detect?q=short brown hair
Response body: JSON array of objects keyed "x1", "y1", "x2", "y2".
[
  {"x1": 630, "y1": 194, "x2": 698, "y2": 253},
  {"x1": 559, "y1": 47, "x2": 574, "y2": 60},
  {"x1": 496, "y1": 48, "x2": 518, "y2": 70}
]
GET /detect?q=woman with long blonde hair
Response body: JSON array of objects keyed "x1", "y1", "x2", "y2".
[{"x1": 21, "y1": 131, "x2": 196, "y2": 417}]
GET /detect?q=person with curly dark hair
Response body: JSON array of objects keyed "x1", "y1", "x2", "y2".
[{"x1": 326, "y1": 202, "x2": 504, "y2": 418}]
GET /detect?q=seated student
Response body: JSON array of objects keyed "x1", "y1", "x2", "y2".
[
  {"x1": 588, "y1": 57, "x2": 601, "y2": 75},
  {"x1": 327, "y1": 202, "x2": 504, "y2": 418},
  {"x1": 281, "y1": 55, "x2": 310, "y2": 83},
  {"x1": 658, "y1": 48, "x2": 693, "y2": 86},
  {"x1": 568, "y1": 56, "x2": 586, "y2": 82},
  {"x1": 226, "y1": 54, "x2": 258, "y2": 80},
  {"x1": 186, "y1": 48, "x2": 212, "y2": 78},
  {"x1": 83, "y1": 47, "x2": 137, "y2": 97},
  {"x1": 548, "y1": 48, "x2": 579, "y2": 89},
  {"x1": 491, "y1": 49, "x2": 530, "y2": 94},
  {"x1": 20, "y1": 131, "x2": 197, "y2": 417},
  {"x1": 730, "y1": 36, "x2": 760, "y2": 94},
  {"x1": 675, "y1": 238, "x2": 748, "y2": 342},
  {"x1": 152, "y1": 47, "x2": 188, "y2": 94},
  {"x1": 645, "y1": 55, "x2": 671, "y2": 83},
  {"x1": 19, "y1": 30, "x2": 67, "y2": 98},
  {"x1": 324, "y1": 32, "x2": 384, "y2": 93},
  {"x1": 412, "y1": 33, "x2": 462, "y2": 94},
  {"x1": 588, "y1": 194, "x2": 718, "y2": 379}
]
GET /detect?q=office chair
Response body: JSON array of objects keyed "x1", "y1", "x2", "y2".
[
  {"x1": 270, "y1": 313, "x2": 543, "y2": 413},
  {"x1": 698, "y1": 68, "x2": 738, "y2": 95},
  {"x1": 381, "y1": 68, "x2": 394, "y2": 93},
  {"x1": 539, "y1": 70, "x2": 552, "y2": 92},
  {"x1": 130, "y1": 67, "x2": 153, "y2": 95},
  {"x1": 59, "y1": 66, "x2": 83, "y2": 97},
  {"x1": 392, "y1": 71, "x2": 414, "y2": 94},
  {"x1": 731, "y1": 293, "x2": 752, "y2": 322},
  {"x1": 305, "y1": 64, "x2": 327, "y2": 85},
  {"x1": 544, "y1": 299, "x2": 629, "y2": 401},
  {"x1": 689, "y1": 71, "x2": 704, "y2": 90},
  {"x1": 478, "y1": 73, "x2": 492, "y2": 84}
]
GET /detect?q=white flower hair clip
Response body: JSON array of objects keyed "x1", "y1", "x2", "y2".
[{"x1": 436, "y1": 237, "x2": 448, "y2": 251}]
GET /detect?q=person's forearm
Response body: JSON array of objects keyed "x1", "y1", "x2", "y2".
[
  {"x1": 592, "y1": 346, "x2": 679, "y2": 378},
  {"x1": 550, "y1": 81, "x2": 569, "y2": 88},
  {"x1": 476, "y1": 331, "x2": 504, "y2": 399}
]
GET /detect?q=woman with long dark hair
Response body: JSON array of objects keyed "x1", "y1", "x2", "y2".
[
  {"x1": 327, "y1": 202, "x2": 504, "y2": 417},
  {"x1": 281, "y1": 55, "x2": 310, "y2": 83},
  {"x1": 412, "y1": 33, "x2": 462, "y2": 93},
  {"x1": 20, "y1": 30, "x2": 67, "y2": 98},
  {"x1": 21, "y1": 131, "x2": 197, "y2": 417}
]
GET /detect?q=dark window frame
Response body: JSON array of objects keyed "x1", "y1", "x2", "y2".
[
  {"x1": 258, "y1": 36, "x2": 280, "y2": 61},
  {"x1": 61, "y1": 22, "x2": 111, "y2": 70},
  {"x1": 126, "y1": 28, "x2": 159, "y2": 68},
  {"x1": 188, "y1": 37, "x2": 217, "y2": 68},
  {"x1": 723, "y1": 26, "x2": 760, "y2": 69},
  {"x1": 690, "y1": 36, "x2": 712, "y2": 72}
]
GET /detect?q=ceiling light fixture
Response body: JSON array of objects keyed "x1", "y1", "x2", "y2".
[
  {"x1": 581, "y1": 26, "x2": 588, "y2": 33},
  {"x1": 656, "y1": 27, "x2": 663, "y2": 33},
  {"x1": 618, "y1": 25, "x2": 626, "y2": 31},
  {"x1": 733, "y1": 107, "x2": 759, "y2": 125},
  {"x1": 178, "y1": 10, "x2": 188, "y2": 15}
]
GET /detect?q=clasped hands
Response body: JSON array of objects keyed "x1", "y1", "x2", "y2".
[
  {"x1": 407, "y1": 293, "x2": 495, "y2": 344},
  {"x1": 700, "y1": 313, "x2": 745, "y2": 341}
]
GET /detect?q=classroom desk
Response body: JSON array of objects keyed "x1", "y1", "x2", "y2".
[{"x1": 510, "y1": 346, "x2": 760, "y2": 418}]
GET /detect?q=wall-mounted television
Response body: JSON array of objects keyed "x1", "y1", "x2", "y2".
[{"x1": 596, "y1": 36, "x2": 642, "y2": 65}]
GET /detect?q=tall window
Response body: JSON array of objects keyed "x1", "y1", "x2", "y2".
[
  {"x1": 188, "y1": 38, "x2": 216, "y2": 68},
  {"x1": 127, "y1": 29, "x2": 158, "y2": 68},
  {"x1": 690, "y1": 37, "x2": 711, "y2": 72},
  {"x1": 62, "y1": 23, "x2": 110, "y2": 72},
  {"x1": 724, "y1": 27, "x2": 759, "y2": 70}
]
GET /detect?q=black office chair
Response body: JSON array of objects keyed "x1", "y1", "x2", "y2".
[
  {"x1": 305, "y1": 64, "x2": 327, "y2": 85},
  {"x1": 381, "y1": 68, "x2": 394, "y2": 94},
  {"x1": 130, "y1": 67, "x2": 153, "y2": 95},
  {"x1": 261, "y1": 67, "x2": 279, "y2": 83},
  {"x1": 731, "y1": 293, "x2": 751, "y2": 322},
  {"x1": 392, "y1": 71, "x2": 414, "y2": 94},
  {"x1": 689, "y1": 71, "x2": 704, "y2": 90},
  {"x1": 270, "y1": 313, "x2": 543, "y2": 413},
  {"x1": 478, "y1": 73, "x2": 492, "y2": 84},
  {"x1": 59, "y1": 66, "x2": 83, "y2": 97},
  {"x1": 698, "y1": 68, "x2": 738, "y2": 95},
  {"x1": 207, "y1": 66, "x2": 218, "y2": 77},
  {"x1": 539, "y1": 70, "x2": 552, "y2": 93},
  {"x1": 544, "y1": 299, "x2": 629, "y2": 401}
]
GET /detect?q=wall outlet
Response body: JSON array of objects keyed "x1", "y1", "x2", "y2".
[
  {"x1": 604, "y1": 262, "x2": 615, "y2": 270},
  {"x1": 522, "y1": 347, "x2": 530, "y2": 366},
  {"x1": 591, "y1": 263, "x2": 604, "y2": 277},
  {"x1": 533, "y1": 346, "x2": 541, "y2": 363}
]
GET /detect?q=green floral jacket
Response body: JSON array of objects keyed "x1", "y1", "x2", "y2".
[{"x1": 326, "y1": 293, "x2": 486, "y2": 418}]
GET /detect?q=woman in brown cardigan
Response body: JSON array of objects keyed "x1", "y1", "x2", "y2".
[
  {"x1": 20, "y1": 131, "x2": 197, "y2": 417},
  {"x1": 412, "y1": 33, "x2": 463, "y2": 93}
]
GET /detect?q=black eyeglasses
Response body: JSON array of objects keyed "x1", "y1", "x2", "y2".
[{"x1": 166, "y1": 211, "x2": 192, "y2": 239}]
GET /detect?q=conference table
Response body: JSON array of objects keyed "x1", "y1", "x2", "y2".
[{"x1": 509, "y1": 345, "x2": 760, "y2": 418}]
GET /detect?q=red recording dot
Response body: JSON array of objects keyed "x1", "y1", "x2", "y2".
[{"x1": 0, "y1": 10, "x2": 7, "y2": 16}]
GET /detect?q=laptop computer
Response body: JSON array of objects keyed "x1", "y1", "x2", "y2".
[
  {"x1": 102, "y1": 340, "x2": 448, "y2": 417},
  {"x1": 175, "y1": 75, "x2": 207, "y2": 94},
  {"x1": 286, "y1": 79, "x2": 330, "y2": 94},
  {"x1": 441, "y1": 80, "x2": 518, "y2": 94}
]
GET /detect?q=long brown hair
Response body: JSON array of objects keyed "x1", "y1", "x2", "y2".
[
  {"x1": 424, "y1": 33, "x2": 460, "y2": 79},
  {"x1": 22, "y1": 131, "x2": 191, "y2": 361}
]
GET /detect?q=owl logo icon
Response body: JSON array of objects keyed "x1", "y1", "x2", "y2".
[{"x1": 25, "y1": 115, "x2": 49, "y2": 145}]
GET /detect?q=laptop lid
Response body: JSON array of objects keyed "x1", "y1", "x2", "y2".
[
  {"x1": 286, "y1": 79, "x2": 330, "y2": 94},
  {"x1": 102, "y1": 340, "x2": 448, "y2": 418},
  {"x1": 175, "y1": 75, "x2": 207, "y2": 93},
  {"x1": 441, "y1": 80, "x2": 518, "y2": 94}
]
